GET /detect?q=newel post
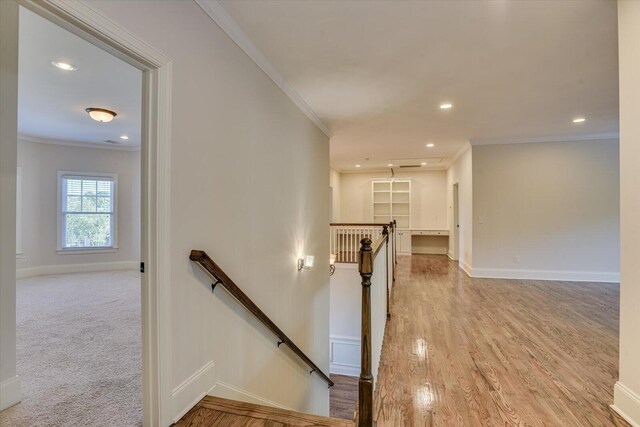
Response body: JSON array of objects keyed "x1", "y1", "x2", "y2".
[
  {"x1": 358, "y1": 238, "x2": 373, "y2": 427},
  {"x1": 382, "y1": 225, "x2": 390, "y2": 318}
]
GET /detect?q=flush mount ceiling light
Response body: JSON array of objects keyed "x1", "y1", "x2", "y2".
[
  {"x1": 355, "y1": 164, "x2": 361, "y2": 168},
  {"x1": 439, "y1": 103, "x2": 453, "y2": 110},
  {"x1": 572, "y1": 117, "x2": 586, "y2": 123},
  {"x1": 387, "y1": 163, "x2": 393, "y2": 167},
  {"x1": 119, "y1": 135, "x2": 129, "y2": 140},
  {"x1": 85, "y1": 108, "x2": 117, "y2": 123},
  {"x1": 51, "y1": 61, "x2": 77, "y2": 71},
  {"x1": 421, "y1": 162, "x2": 428, "y2": 166},
  {"x1": 426, "y1": 143, "x2": 435, "y2": 148}
]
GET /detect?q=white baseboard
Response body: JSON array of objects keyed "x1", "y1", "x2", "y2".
[
  {"x1": 470, "y1": 267, "x2": 619, "y2": 283},
  {"x1": 447, "y1": 251, "x2": 458, "y2": 261},
  {"x1": 171, "y1": 360, "x2": 216, "y2": 423},
  {"x1": 612, "y1": 382, "x2": 640, "y2": 427},
  {"x1": 460, "y1": 260, "x2": 473, "y2": 277},
  {"x1": 16, "y1": 261, "x2": 138, "y2": 279},
  {"x1": 0, "y1": 375, "x2": 22, "y2": 411},
  {"x1": 330, "y1": 335, "x2": 360, "y2": 377},
  {"x1": 209, "y1": 379, "x2": 291, "y2": 410}
]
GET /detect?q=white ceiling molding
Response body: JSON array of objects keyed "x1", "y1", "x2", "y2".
[
  {"x1": 194, "y1": 0, "x2": 332, "y2": 138},
  {"x1": 470, "y1": 132, "x2": 619, "y2": 146},
  {"x1": 19, "y1": 134, "x2": 141, "y2": 151},
  {"x1": 444, "y1": 142, "x2": 471, "y2": 169}
]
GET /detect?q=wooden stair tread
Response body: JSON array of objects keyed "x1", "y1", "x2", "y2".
[{"x1": 175, "y1": 395, "x2": 355, "y2": 427}]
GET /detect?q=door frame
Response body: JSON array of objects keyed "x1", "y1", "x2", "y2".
[
  {"x1": 452, "y1": 182, "x2": 460, "y2": 261},
  {"x1": 16, "y1": 1, "x2": 173, "y2": 425}
]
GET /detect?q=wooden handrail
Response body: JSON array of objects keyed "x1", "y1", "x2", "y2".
[
  {"x1": 330, "y1": 222, "x2": 394, "y2": 227},
  {"x1": 189, "y1": 250, "x2": 334, "y2": 387},
  {"x1": 357, "y1": 232, "x2": 391, "y2": 427}
]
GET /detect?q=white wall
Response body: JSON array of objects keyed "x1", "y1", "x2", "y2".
[
  {"x1": 329, "y1": 168, "x2": 341, "y2": 222},
  {"x1": 85, "y1": 0, "x2": 331, "y2": 420},
  {"x1": 339, "y1": 170, "x2": 447, "y2": 229},
  {"x1": 0, "y1": 0, "x2": 21, "y2": 411},
  {"x1": 16, "y1": 139, "x2": 140, "y2": 276},
  {"x1": 329, "y1": 264, "x2": 360, "y2": 376},
  {"x1": 0, "y1": 0, "x2": 331, "y2": 421},
  {"x1": 446, "y1": 146, "x2": 473, "y2": 272},
  {"x1": 614, "y1": 1, "x2": 640, "y2": 424},
  {"x1": 472, "y1": 140, "x2": 620, "y2": 282}
]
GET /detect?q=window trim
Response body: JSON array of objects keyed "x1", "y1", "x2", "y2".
[{"x1": 57, "y1": 170, "x2": 119, "y2": 254}]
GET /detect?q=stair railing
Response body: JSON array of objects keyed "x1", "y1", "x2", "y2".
[
  {"x1": 357, "y1": 225, "x2": 393, "y2": 427},
  {"x1": 189, "y1": 250, "x2": 334, "y2": 387}
]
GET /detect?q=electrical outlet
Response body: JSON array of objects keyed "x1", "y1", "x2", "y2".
[{"x1": 513, "y1": 256, "x2": 520, "y2": 264}]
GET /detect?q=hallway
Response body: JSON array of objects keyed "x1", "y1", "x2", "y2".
[{"x1": 374, "y1": 255, "x2": 627, "y2": 426}]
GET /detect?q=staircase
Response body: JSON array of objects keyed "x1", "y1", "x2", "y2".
[{"x1": 174, "y1": 396, "x2": 354, "y2": 426}]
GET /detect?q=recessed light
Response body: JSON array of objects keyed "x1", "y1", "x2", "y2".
[
  {"x1": 120, "y1": 135, "x2": 129, "y2": 140},
  {"x1": 439, "y1": 103, "x2": 453, "y2": 110},
  {"x1": 421, "y1": 162, "x2": 428, "y2": 166},
  {"x1": 51, "y1": 61, "x2": 77, "y2": 71},
  {"x1": 355, "y1": 164, "x2": 361, "y2": 168},
  {"x1": 572, "y1": 117, "x2": 586, "y2": 123},
  {"x1": 426, "y1": 143, "x2": 435, "y2": 148},
  {"x1": 85, "y1": 107, "x2": 117, "y2": 123},
  {"x1": 387, "y1": 163, "x2": 393, "y2": 167}
]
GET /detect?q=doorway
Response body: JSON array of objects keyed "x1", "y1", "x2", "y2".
[
  {"x1": 0, "y1": 1, "x2": 172, "y2": 425},
  {"x1": 452, "y1": 183, "x2": 460, "y2": 261}
]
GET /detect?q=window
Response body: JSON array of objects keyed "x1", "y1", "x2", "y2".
[{"x1": 58, "y1": 172, "x2": 117, "y2": 252}]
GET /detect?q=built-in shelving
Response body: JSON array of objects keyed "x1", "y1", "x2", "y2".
[{"x1": 372, "y1": 180, "x2": 411, "y2": 228}]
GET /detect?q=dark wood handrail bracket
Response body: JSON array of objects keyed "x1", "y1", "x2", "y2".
[{"x1": 189, "y1": 250, "x2": 334, "y2": 387}]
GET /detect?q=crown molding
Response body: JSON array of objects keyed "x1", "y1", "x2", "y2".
[
  {"x1": 470, "y1": 132, "x2": 619, "y2": 146},
  {"x1": 444, "y1": 141, "x2": 471, "y2": 168},
  {"x1": 194, "y1": 0, "x2": 331, "y2": 138},
  {"x1": 19, "y1": 134, "x2": 140, "y2": 151}
]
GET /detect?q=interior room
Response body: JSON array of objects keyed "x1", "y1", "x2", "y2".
[
  {"x1": 2, "y1": 7, "x2": 143, "y2": 426},
  {"x1": 1, "y1": 1, "x2": 639, "y2": 426}
]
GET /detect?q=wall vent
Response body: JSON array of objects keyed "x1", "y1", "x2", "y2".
[{"x1": 104, "y1": 140, "x2": 121, "y2": 144}]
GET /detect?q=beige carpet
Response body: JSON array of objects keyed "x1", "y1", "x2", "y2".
[{"x1": 0, "y1": 270, "x2": 142, "y2": 427}]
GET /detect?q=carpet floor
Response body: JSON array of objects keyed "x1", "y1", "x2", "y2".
[{"x1": 0, "y1": 270, "x2": 142, "y2": 427}]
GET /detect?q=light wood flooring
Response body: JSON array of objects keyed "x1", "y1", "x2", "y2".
[
  {"x1": 174, "y1": 396, "x2": 353, "y2": 426},
  {"x1": 374, "y1": 254, "x2": 628, "y2": 426}
]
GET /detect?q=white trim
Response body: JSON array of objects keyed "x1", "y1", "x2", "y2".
[
  {"x1": 444, "y1": 142, "x2": 471, "y2": 168},
  {"x1": 613, "y1": 382, "x2": 640, "y2": 427},
  {"x1": 23, "y1": 2, "x2": 174, "y2": 425},
  {"x1": 460, "y1": 259, "x2": 473, "y2": 277},
  {"x1": 209, "y1": 379, "x2": 292, "y2": 411},
  {"x1": 447, "y1": 250, "x2": 457, "y2": 261},
  {"x1": 0, "y1": 376, "x2": 22, "y2": 411},
  {"x1": 56, "y1": 171, "x2": 118, "y2": 252},
  {"x1": 329, "y1": 335, "x2": 360, "y2": 377},
  {"x1": 469, "y1": 267, "x2": 619, "y2": 283},
  {"x1": 470, "y1": 132, "x2": 619, "y2": 146},
  {"x1": 170, "y1": 361, "x2": 216, "y2": 423},
  {"x1": 19, "y1": 134, "x2": 140, "y2": 151},
  {"x1": 56, "y1": 247, "x2": 119, "y2": 255},
  {"x1": 193, "y1": 0, "x2": 331, "y2": 138},
  {"x1": 16, "y1": 261, "x2": 138, "y2": 279}
]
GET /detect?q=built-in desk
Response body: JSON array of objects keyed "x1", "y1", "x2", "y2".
[{"x1": 396, "y1": 229, "x2": 449, "y2": 255}]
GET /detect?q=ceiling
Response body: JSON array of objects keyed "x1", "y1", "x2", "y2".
[
  {"x1": 218, "y1": 0, "x2": 619, "y2": 171},
  {"x1": 18, "y1": 7, "x2": 142, "y2": 149}
]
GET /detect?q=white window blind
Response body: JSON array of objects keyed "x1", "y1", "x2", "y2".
[{"x1": 60, "y1": 173, "x2": 116, "y2": 249}]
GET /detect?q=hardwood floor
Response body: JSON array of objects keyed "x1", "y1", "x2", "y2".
[
  {"x1": 330, "y1": 374, "x2": 359, "y2": 420},
  {"x1": 175, "y1": 396, "x2": 353, "y2": 426},
  {"x1": 374, "y1": 254, "x2": 627, "y2": 426}
]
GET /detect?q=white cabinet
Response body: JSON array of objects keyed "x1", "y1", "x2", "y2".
[
  {"x1": 397, "y1": 230, "x2": 412, "y2": 255},
  {"x1": 372, "y1": 180, "x2": 411, "y2": 229}
]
